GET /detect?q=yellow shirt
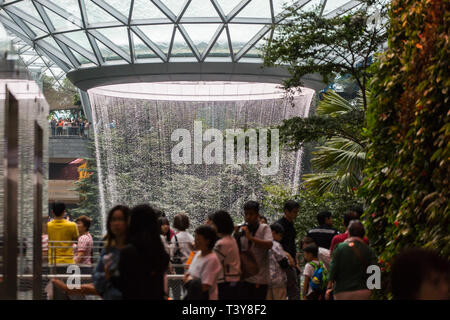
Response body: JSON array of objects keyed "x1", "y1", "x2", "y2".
[{"x1": 48, "y1": 219, "x2": 79, "y2": 264}]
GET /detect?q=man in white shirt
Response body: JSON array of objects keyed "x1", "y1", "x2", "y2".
[{"x1": 235, "y1": 201, "x2": 273, "y2": 300}]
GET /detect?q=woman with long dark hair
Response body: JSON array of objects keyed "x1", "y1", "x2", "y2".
[
  {"x1": 51, "y1": 205, "x2": 130, "y2": 299},
  {"x1": 159, "y1": 216, "x2": 174, "y2": 247},
  {"x1": 92, "y1": 205, "x2": 130, "y2": 299},
  {"x1": 117, "y1": 204, "x2": 170, "y2": 299}
]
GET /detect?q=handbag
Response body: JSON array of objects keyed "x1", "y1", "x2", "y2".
[
  {"x1": 172, "y1": 235, "x2": 183, "y2": 265},
  {"x1": 239, "y1": 249, "x2": 259, "y2": 280},
  {"x1": 183, "y1": 278, "x2": 210, "y2": 300}
]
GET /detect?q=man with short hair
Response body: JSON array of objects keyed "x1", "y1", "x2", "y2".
[
  {"x1": 74, "y1": 215, "x2": 93, "y2": 265},
  {"x1": 307, "y1": 211, "x2": 339, "y2": 250},
  {"x1": 330, "y1": 210, "x2": 369, "y2": 254},
  {"x1": 236, "y1": 201, "x2": 273, "y2": 300},
  {"x1": 326, "y1": 220, "x2": 377, "y2": 300},
  {"x1": 276, "y1": 200, "x2": 300, "y2": 300},
  {"x1": 47, "y1": 203, "x2": 79, "y2": 264}
]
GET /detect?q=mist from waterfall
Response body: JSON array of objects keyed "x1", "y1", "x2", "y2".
[{"x1": 89, "y1": 84, "x2": 314, "y2": 229}]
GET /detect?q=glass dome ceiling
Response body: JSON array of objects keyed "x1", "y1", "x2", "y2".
[{"x1": 0, "y1": 0, "x2": 385, "y2": 90}]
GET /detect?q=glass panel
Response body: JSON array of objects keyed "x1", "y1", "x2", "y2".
[
  {"x1": 181, "y1": 24, "x2": 221, "y2": 54},
  {"x1": 95, "y1": 27, "x2": 130, "y2": 57},
  {"x1": 39, "y1": 36, "x2": 64, "y2": 55},
  {"x1": 23, "y1": 21, "x2": 47, "y2": 38},
  {"x1": 170, "y1": 28, "x2": 194, "y2": 57},
  {"x1": 45, "y1": 0, "x2": 81, "y2": 21},
  {"x1": 138, "y1": 25, "x2": 174, "y2": 55},
  {"x1": 95, "y1": 38, "x2": 122, "y2": 61},
  {"x1": 69, "y1": 47, "x2": 91, "y2": 64},
  {"x1": 323, "y1": 0, "x2": 351, "y2": 15},
  {"x1": 63, "y1": 30, "x2": 95, "y2": 55},
  {"x1": 242, "y1": 33, "x2": 270, "y2": 57},
  {"x1": 208, "y1": 27, "x2": 230, "y2": 57},
  {"x1": 163, "y1": 0, "x2": 188, "y2": 17},
  {"x1": 132, "y1": 0, "x2": 166, "y2": 20},
  {"x1": 85, "y1": 0, "x2": 118, "y2": 24},
  {"x1": 10, "y1": 0, "x2": 41, "y2": 20},
  {"x1": 235, "y1": 0, "x2": 271, "y2": 18},
  {"x1": 182, "y1": 0, "x2": 220, "y2": 18},
  {"x1": 21, "y1": 54, "x2": 37, "y2": 64},
  {"x1": 132, "y1": 32, "x2": 158, "y2": 59},
  {"x1": 44, "y1": 7, "x2": 79, "y2": 32},
  {"x1": 216, "y1": 0, "x2": 242, "y2": 15},
  {"x1": 108, "y1": 0, "x2": 132, "y2": 18},
  {"x1": 52, "y1": 0, "x2": 82, "y2": 22},
  {"x1": 227, "y1": 24, "x2": 265, "y2": 54}
]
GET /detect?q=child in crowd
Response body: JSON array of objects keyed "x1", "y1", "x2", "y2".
[
  {"x1": 302, "y1": 243, "x2": 327, "y2": 300},
  {"x1": 266, "y1": 223, "x2": 289, "y2": 300}
]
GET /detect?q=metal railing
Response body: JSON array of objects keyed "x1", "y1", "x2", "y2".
[
  {"x1": 3, "y1": 239, "x2": 195, "y2": 299},
  {"x1": 49, "y1": 125, "x2": 91, "y2": 138},
  {"x1": 46, "y1": 240, "x2": 104, "y2": 266},
  {"x1": 15, "y1": 273, "x2": 187, "y2": 300}
]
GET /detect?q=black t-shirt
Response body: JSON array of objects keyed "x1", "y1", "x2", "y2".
[
  {"x1": 276, "y1": 216, "x2": 297, "y2": 259},
  {"x1": 306, "y1": 224, "x2": 339, "y2": 250},
  {"x1": 118, "y1": 244, "x2": 169, "y2": 300}
]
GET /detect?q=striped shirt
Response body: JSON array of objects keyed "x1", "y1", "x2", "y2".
[{"x1": 306, "y1": 225, "x2": 339, "y2": 250}]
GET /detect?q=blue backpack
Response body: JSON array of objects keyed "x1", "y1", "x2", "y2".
[{"x1": 309, "y1": 261, "x2": 328, "y2": 292}]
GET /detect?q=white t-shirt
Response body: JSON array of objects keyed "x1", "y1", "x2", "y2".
[
  {"x1": 171, "y1": 231, "x2": 194, "y2": 264},
  {"x1": 214, "y1": 235, "x2": 241, "y2": 283},
  {"x1": 303, "y1": 259, "x2": 320, "y2": 296},
  {"x1": 188, "y1": 251, "x2": 222, "y2": 300},
  {"x1": 318, "y1": 247, "x2": 331, "y2": 270},
  {"x1": 238, "y1": 223, "x2": 273, "y2": 285}
]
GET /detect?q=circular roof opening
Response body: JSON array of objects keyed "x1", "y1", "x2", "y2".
[{"x1": 88, "y1": 81, "x2": 315, "y2": 101}]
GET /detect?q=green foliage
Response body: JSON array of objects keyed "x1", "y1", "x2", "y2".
[
  {"x1": 280, "y1": 90, "x2": 366, "y2": 194},
  {"x1": 73, "y1": 93, "x2": 81, "y2": 106},
  {"x1": 262, "y1": 184, "x2": 361, "y2": 244},
  {"x1": 42, "y1": 76, "x2": 78, "y2": 110},
  {"x1": 71, "y1": 152, "x2": 101, "y2": 238},
  {"x1": 360, "y1": 0, "x2": 450, "y2": 296},
  {"x1": 263, "y1": 0, "x2": 388, "y2": 108}
]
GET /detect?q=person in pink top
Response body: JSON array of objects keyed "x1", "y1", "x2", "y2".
[{"x1": 74, "y1": 215, "x2": 93, "y2": 264}]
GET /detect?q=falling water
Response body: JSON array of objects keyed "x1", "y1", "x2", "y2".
[
  {"x1": 292, "y1": 92, "x2": 315, "y2": 192},
  {"x1": 91, "y1": 103, "x2": 107, "y2": 236},
  {"x1": 88, "y1": 82, "x2": 314, "y2": 228}
]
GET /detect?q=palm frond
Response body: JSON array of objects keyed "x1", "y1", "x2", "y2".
[
  {"x1": 311, "y1": 137, "x2": 366, "y2": 174},
  {"x1": 316, "y1": 90, "x2": 356, "y2": 116},
  {"x1": 302, "y1": 171, "x2": 361, "y2": 194}
]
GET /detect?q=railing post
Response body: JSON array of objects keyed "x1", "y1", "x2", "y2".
[
  {"x1": 33, "y1": 122, "x2": 43, "y2": 300},
  {"x1": 2, "y1": 86, "x2": 18, "y2": 299}
]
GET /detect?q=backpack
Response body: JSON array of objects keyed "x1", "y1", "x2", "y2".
[
  {"x1": 309, "y1": 261, "x2": 328, "y2": 292},
  {"x1": 172, "y1": 235, "x2": 183, "y2": 265},
  {"x1": 235, "y1": 226, "x2": 260, "y2": 280}
]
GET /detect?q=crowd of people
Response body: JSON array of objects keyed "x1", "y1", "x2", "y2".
[
  {"x1": 47, "y1": 201, "x2": 449, "y2": 300},
  {"x1": 49, "y1": 117, "x2": 90, "y2": 138}
]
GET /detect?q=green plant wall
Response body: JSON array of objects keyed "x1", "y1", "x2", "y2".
[{"x1": 360, "y1": 0, "x2": 449, "y2": 284}]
